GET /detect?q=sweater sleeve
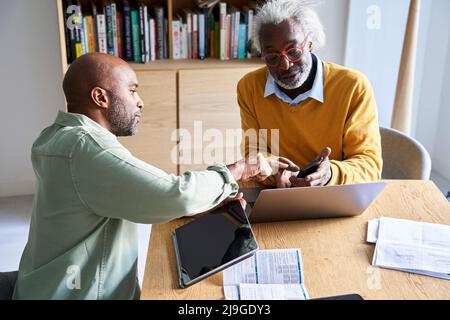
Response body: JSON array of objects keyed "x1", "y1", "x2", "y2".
[{"x1": 328, "y1": 76, "x2": 383, "y2": 185}]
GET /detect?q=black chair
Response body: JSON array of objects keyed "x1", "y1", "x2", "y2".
[{"x1": 0, "y1": 271, "x2": 18, "y2": 300}]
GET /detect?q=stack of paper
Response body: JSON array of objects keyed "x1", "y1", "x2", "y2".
[
  {"x1": 223, "y1": 249, "x2": 309, "y2": 300},
  {"x1": 367, "y1": 217, "x2": 450, "y2": 280}
]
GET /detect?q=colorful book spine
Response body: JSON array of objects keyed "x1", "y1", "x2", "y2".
[
  {"x1": 192, "y1": 13, "x2": 198, "y2": 59},
  {"x1": 233, "y1": 11, "x2": 240, "y2": 59},
  {"x1": 80, "y1": 16, "x2": 88, "y2": 54},
  {"x1": 181, "y1": 23, "x2": 188, "y2": 59},
  {"x1": 202, "y1": 7, "x2": 210, "y2": 57},
  {"x1": 199, "y1": 13, "x2": 205, "y2": 59},
  {"x1": 116, "y1": 10, "x2": 123, "y2": 58},
  {"x1": 143, "y1": 5, "x2": 150, "y2": 63},
  {"x1": 149, "y1": 18, "x2": 156, "y2": 61},
  {"x1": 97, "y1": 14, "x2": 107, "y2": 53},
  {"x1": 226, "y1": 14, "x2": 231, "y2": 60},
  {"x1": 164, "y1": 18, "x2": 168, "y2": 59},
  {"x1": 73, "y1": 3, "x2": 83, "y2": 58},
  {"x1": 154, "y1": 6, "x2": 165, "y2": 60},
  {"x1": 63, "y1": 0, "x2": 73, "y2": 63},
  {"x1": 183, "y1": 10, "x2": 192, "y2": 59},
  {"x1": 111, "y1": 3, "x2": 118, "y2": 56},
  {"x1": 131, "y1": 9, "x2": 141, "y2": 63},
  {"x1": 172, "y1": 19, "x2": 181, "y2": 59},
  {"x1": 219, "y1": 2, "x2": 227, "y2": 60},
  {"x1": 139, "y1": 5, "x2": 145, "y2": 63},
  {"x1": 105, "y1": 4, "x2": 114, "y2": 55},
  {"x1": 210, "y1": 14, "x2": 215, "y2": 57},
  {"x1": 230, "y1": 13, "x2": 235, "y2": 59},
  {"x1": 247, "y1": 8, "x2": 254, "y2": 58},
  {"x1": 214, "y1": 20, "x2": 220, "y2": 59},
  {"x1": 91, "y1": 2, "x2": 99, "y2": 52},
  {"x1": 123, "y1": 2, "x2": 133, "y2": 61},
  {"x1": 85, "y1": 16, "x2": 96, "y2": 53},
  {"x1": 238, "y1": 24, "x2": 247, "y2": 59}
]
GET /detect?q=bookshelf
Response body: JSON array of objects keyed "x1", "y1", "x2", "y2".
[{"x1": 56, "y1": 0, "x2": 264, "y2": 174}]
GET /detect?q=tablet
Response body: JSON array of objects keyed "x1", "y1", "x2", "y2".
[{"x1": 172, "y1": 201, "x2": 259, "y2": 288}]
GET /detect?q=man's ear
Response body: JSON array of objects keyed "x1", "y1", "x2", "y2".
[{"x1": 91, "y1": 87, "x2": 109, "y2": 110}]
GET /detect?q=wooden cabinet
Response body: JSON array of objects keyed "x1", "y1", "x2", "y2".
[{"x1": 178, "y1": 67, "x2": 259, "y2": 172}]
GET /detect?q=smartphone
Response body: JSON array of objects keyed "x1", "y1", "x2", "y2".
[{"x1": 297, "y1": 157, "x2": 324, "y2": 179}]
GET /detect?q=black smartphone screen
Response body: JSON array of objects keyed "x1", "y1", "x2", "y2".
[{"x1": 297, "y1": 157, "x2": 324, "y2": 179}]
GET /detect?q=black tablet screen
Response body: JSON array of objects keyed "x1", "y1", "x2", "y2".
[{"x1": 174, "y1": 201, "x2": 258, "y2": 287}]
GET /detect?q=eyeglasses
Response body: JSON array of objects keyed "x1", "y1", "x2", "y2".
[{"x1": 262, "y1": 36, "x2": 310, "y2": 67}]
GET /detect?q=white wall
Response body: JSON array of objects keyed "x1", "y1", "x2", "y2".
[
  {"x1": 413, "y1": 0, "x2": 450, "y2": 180},
  {"x1": 0, "y1": 0, "x2": 65, "y2": 197},
  {"x1": 314, "y1": 0, "x2": 350, "y2": 65},
  {"x1": 345, "y1": 0, "x2": 412, "y2": 128},
  {"x1": 434, "y1": 45, "x2": 450, "y2": 179},
  {"x1": 345, "y1": 0, "x2": 450, "y2": 182}
]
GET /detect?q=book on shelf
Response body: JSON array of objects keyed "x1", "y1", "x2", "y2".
[
  {"x1": 172, "y1": 18, "x2": 181, "y2": 60},
  {"x1": 153, "y1": 5, "x2": 165, "y2": 60},
  {"x1": 123, "y1": 1, "x2": 133, "y2": 61},
  {"x1": 60, "y1": 0, "x2": 256, "y2": 64},
  {"x1": 91, "y1": 2, "x2": 99, "y2": 52},
  {"x1": 97, "y1": 13, "x2": 107, "y2": 54},
  {"x1": 149, "y1": 17, "x2": 156, "y2": 61},
  {"x1": 130, "y1": 8, "x2": 141, "y2": 63},
  {"x1": 105, "y1": 3, "x2": 114, "y2": 56}
]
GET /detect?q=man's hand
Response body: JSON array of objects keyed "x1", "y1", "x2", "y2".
[
  {"x1": 227, "y1": 153, "x2": 298, "y2": 182},
  {"x1": 275, "y1": 157, "x2": 300, "y2": 188},
  {"x1": 222, "y1": 192, "x2": 247, "y2": 210},
  {"x1": 289, "y1": 147, "x2": 332, "y2": 188}
]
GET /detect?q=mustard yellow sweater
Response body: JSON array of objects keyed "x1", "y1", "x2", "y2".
[{"x1": 237, "y1": 62, "x2": 382, "y2": 185}]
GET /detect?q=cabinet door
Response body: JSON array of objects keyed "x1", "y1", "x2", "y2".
[
  {"x1": 178, "y1": 67, "x2": 260, "y2": 172},
  {"x1": 119, "y1": 70, "x2": 177, "y2": 174}
]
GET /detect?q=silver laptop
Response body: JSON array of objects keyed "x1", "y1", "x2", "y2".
[{"x1": 242, "y1": 182, "x2": 387, "y2": 223}]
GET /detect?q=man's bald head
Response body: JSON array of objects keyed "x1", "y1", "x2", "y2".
[
  {"x1": 62, "y1": 53, "x2": 144, "y2": 136},
  {"x1": 63, "y1": 53, "x2": 133, "y2": 110}
]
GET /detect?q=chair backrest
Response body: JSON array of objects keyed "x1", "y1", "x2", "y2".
[
  {"x1": 380, "y1": 126, "x2": 432, "y2": 180},
  {"x1": 0, "y1": 271, "x2": 18, "y2": 300}
]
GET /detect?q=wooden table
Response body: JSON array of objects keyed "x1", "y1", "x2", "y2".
[{"x1": 141, "y1": 180, "x2": 450, "y2": 300}]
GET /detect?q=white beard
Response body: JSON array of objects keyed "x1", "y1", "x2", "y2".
[{"x1": 274, "y1": 54, "x2": 313, "y2": 90}]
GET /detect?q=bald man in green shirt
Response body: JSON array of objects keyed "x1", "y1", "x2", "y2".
[{"x1": 13, "y1": 53, "x2": 292, "y2": 300}]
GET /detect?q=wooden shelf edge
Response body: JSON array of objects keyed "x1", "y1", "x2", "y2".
[
  {"x1": 64, "y1": 58, "x2": 264, "y2": 72},
  {"x1": 130, "y1": 58, "x2": 265, "y2": 71}
]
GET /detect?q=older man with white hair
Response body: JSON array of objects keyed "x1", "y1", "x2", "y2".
[{"x1": 238, "y1": 0, "x2": 382, "y2": 188}]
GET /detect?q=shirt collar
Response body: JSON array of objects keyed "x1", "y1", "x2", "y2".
[
  {"x1": 54, "y1": 110, "x2": 116, "y2": 138},
  {"x1": 264, "y1": 53, "x2": 324, "y2": 105}
]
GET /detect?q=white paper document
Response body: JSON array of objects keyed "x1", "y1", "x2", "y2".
[
  {"x1": 223, "y1": 249, "x2": 309, "y2": 300},
  {"x1": 237, "y1": 283, "x2": 306, "y2": 300},
  {"x1": 367, "y1": 217, "x2": 450, "y2": 280}
]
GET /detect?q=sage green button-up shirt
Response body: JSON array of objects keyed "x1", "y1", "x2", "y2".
[{"x1": 13, "y1": 111, "x2": 238, "y2": 300}]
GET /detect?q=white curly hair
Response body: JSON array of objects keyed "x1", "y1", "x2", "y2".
[{"x1": 252, "y1": 0, "x2": 326, "y2": 54}]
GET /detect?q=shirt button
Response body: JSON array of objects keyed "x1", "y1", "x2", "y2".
[{"x1": 290, "y1": 108, "x2": 296, "y2": 113}]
